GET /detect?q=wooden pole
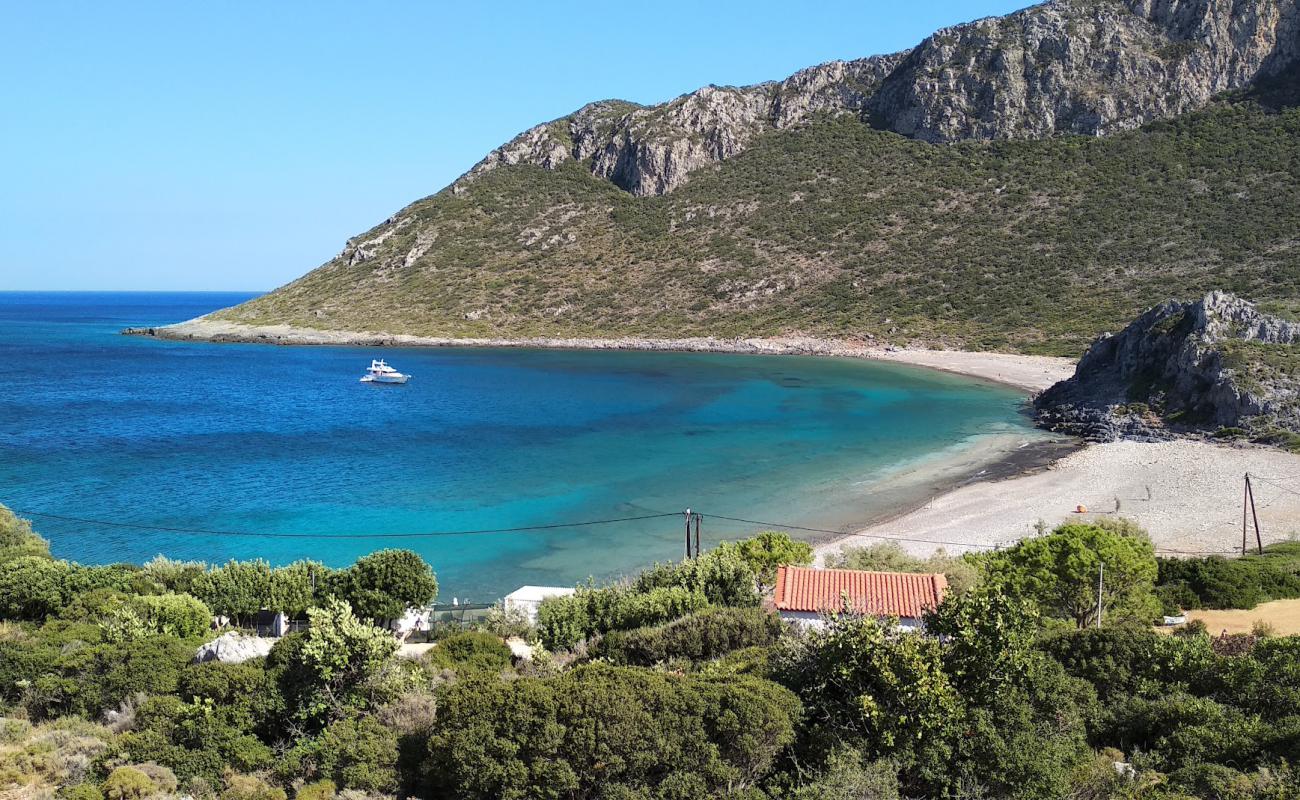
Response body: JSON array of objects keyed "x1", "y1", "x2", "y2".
[
  {"x1": 1248, "y1": 475, "x2": 1263, "y2": 555},
  {"x1": 1243, "y1": 474, "x2": 1250, "y2": 556},
  {"x1": 684, "y1": 509, "x2": 693, "y2": 559},
  {"x1": 693, "y1": 514, "x2": 701, "y2": 559}
]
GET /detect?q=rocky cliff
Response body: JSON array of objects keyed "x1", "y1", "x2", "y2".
[
  {"x1": 1035, "y1": 293, "x2": 1300, "y2": 445},
  {"x1": 458, "y1": 0, "x2": 1298, "y2": 196}
]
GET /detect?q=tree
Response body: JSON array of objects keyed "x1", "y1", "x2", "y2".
[
  {"x1": 336, "y1": 550, "x2": 437, "y2": 622},
  {"x1": 272, "y1": 599, "x2": 398, "y2": 727},
  {"x1": 191, "y1": 560, "x2": 274, "y2": 623},
  {"x1": 979, "y1": 522, "x2": 1159, "y2": 627},
  {"x1": 924, "y1": 586, "x2": 1039, "y2": 703},
  {"x1": 774, "y1": 613, "x2": 958, "y2": 757},
  {"x1": 268, "y1": 560, "x2": 333, "y2": 617},
  {"x1": 734, "y1": 531, "x2": 813, "y2": 591},
  {"x1": 633, "y1": 544, "x2": 759, "y2": 607}
]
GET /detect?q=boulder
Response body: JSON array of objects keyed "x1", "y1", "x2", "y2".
[{"x1": 193, "y1": 631, "x2": 275, "y2": 664}]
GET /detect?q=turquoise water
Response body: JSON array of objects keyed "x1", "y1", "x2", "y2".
[{"x1": 0, "y1": 292, "x2": 1039, "y2": 599}]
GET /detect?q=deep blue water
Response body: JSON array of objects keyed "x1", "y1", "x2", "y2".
[{"x1": 0, "y1": 292, "x2": 1040, "y2": 599}]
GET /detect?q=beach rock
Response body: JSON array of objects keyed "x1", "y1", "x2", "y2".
[
  {"x1": 193, "y1": 631, "x2": 275, "y2": 664},
  {"x1": 1035, "y1": 292, "x2": 1300, "y2": 444},
  {"x1": 453, "y1": 0, "x2": 1298, "y2": 197}
]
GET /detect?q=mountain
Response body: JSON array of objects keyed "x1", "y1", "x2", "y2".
[
  {"x1": 1035, "y1": 292, "x2": 1300, "y2": 447},
  {"x1": 203, "y1": 0, "x2": 1300, "y2": 355}
]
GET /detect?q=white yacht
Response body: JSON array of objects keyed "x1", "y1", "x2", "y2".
[{"x1": 360, "y1": 358, "x2": 410, "y2": 384}]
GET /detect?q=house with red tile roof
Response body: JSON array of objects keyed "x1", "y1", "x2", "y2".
[{"x1": 771, "y1": 565, "x2": 948, "y2": 630}]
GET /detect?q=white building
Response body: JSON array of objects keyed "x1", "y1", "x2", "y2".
[{"x1": 504, "y1": 585, "x2": 577, "y2": 624}]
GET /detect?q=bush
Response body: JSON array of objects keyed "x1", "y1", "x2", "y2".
[
  {"x1": 424, "y1": 663, "x2": 800, "y2": 799},
  {"x1": 424, "y1": 631, "x2": 512, "y2": 673},
  {"x1": 537, "y1": 585, "x2": 709, "y2": 650},
  {"x1": 129, "y1": 594, "x2": 211, "y2": 639},
  {"x1": 312, "y1": 717, "x2": 399, "y2": 793},
  {"x1": 1157, "y1": 549, "x2": 1300, "y2": 610},
  {"x1": 60, "y1": 785, "x2": 103, "y2": 800},
  {"x1": 295, "y1": 780, "x2": 336, "y2": 800},
  {"x1": 633, "y1": 544, "x2": 760, "y2": 607},
  {"x1": 102, "y1": 766, "x2": 157, "y2": 800},
  {"x1": 221, "y1": 773, "x2": 287, "y2": 800},
  {"x1": 591, "y1": 607, "x2": 784, "y2": 666},
  {"x1": 0, "y1": 505, "x2": 50, "y2": 563},
  {"x1": 0, "y1": 556, "x2": 73, "y2": 620}
]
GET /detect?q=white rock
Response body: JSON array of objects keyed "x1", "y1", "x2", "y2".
[{"x1": 193, "y1": 631, "x2": 275, "y2": 664}]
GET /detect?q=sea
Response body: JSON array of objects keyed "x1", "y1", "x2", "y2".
[{"x1": 0, "y1": 292, "x2": 1048, "y2": 599}]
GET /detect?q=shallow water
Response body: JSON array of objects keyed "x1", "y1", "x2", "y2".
[{"x1": 0, "y1": 292, "x2": 1045, "y2": 598}]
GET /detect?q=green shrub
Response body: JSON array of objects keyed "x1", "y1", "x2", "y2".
[
  {"x1": 978, "y1": 522, "x2": 1159, "y2": 627},
  {"x1": 633, "y1": 544, "x2": 759, "y2": 607},
  {"x1": 0, "y1": 505, "x2": 50, "y2": 563},
  {"x1": 537, "y1": 585, "x2": 709, "y2": 650},
  {"x1": 424, "y1": 663, "x2": 799, "y2": 799},
  {"x1": 102, "y1": 766, "x2": 157, "y2": 800},
  {"x1": 0, "y1": 556, "x2": 73, "y2": 620},
  {"x1": 60, "y1": 784, "x2": 103, "y2": 800},
  {"x1": 1157, "y1": 549, "x2": 1300, "y2": 610},
  {"x1": 294, "y1": 780, "x2": 335, "y2": 800},
  {"x1": 313, "y1": 717, "x2": 399, "y2": 793},
  {"x1": 591, "y1": 607, "x2": 784, "y2": 666},
  {"x1": 128, "y1": 594, "x2": 211, "y2": 639},
  {"x1": 424, "y1": 631, "x2": 512, "y2": 673},
  {"x1": 221, "y1": 773, "x2": 286, "y2": 800},
  {"x1": 733, "y1": 532, "x2": 813, "y2": 589}
]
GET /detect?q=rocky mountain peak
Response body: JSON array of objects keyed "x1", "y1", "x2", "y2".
[{"x1": 455, "y1": 0, "x2": 1297, "y2": 197}]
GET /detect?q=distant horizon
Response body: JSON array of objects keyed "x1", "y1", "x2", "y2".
[
  {"x1": 2, "y1": 1, "x2": 1029, "y2": 292},
  {"x1": 0, "y1": 289, "x2": 265, "y2": 295}
]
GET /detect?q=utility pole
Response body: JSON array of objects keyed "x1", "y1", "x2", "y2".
[
  {"x1": 1243, "y1": 473, "x2": 1250, "y2": 556},
  {"x1": 693, "y1": 513, "x2": 701, "y2": 559},
  {"x1": 1096, "y1": 561, "x2": 1105, "y2": 629},
  {"x1": 684, "y1": 508, "x2": 693, "y2": 559},
  {"x1": 1247, "y1": 474, "x2": 1263, "y2": 554}
]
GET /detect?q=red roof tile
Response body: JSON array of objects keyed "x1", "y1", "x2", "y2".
[{"x1": 772, "y1": 565, "x2": 947, "y2": 618}]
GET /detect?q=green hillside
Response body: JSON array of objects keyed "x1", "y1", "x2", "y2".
[{"x1": 217, "y1": 94, "x2": 1300, "y2": 356}]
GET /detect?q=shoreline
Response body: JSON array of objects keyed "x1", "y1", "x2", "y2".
[
  {"x1": 123, "y1": 317, "x2": 1075, "y2": 393},
  {"x1": 816, "y1": 439, "x2": 1300, "y2": 562}
]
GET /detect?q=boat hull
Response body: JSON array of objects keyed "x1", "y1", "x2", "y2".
[{"x1": 360, "y1": 375, "x2": 409, "y2": 384}]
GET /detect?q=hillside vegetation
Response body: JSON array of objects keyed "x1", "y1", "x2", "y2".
[
  {"x1": 217, "y1": 96, "x2": 1300, "y2": 355},
  {"x1": 14, "y1": 502, "x2": 1300, "y2": 798}
]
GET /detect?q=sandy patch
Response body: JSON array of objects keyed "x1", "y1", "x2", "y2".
[{"x1": 817, "y1": 440, "x2": 1300, "y2": 561}]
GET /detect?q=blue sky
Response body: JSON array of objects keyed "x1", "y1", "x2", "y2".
[{"x1": 1, "y1": 1, "x2": 1028, "y2": 291}]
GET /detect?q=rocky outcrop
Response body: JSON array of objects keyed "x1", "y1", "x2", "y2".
[
  {"x1": 456, "y1": 0, "x2": 1298, "y2": 196},
  {"x1": 1035, "y1": 292, "x2": 1300, "y2": 442},
  {"x1": 193, "y1": 631, "x2": 275, "y2": 664}
]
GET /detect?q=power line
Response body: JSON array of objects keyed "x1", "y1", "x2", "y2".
[
  {"x1": 694, "y1": 511, "x2": 1003, "y2": 551},
  {"x1": 9, "y1": 508, "x2": 680, "y2": 539}
]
